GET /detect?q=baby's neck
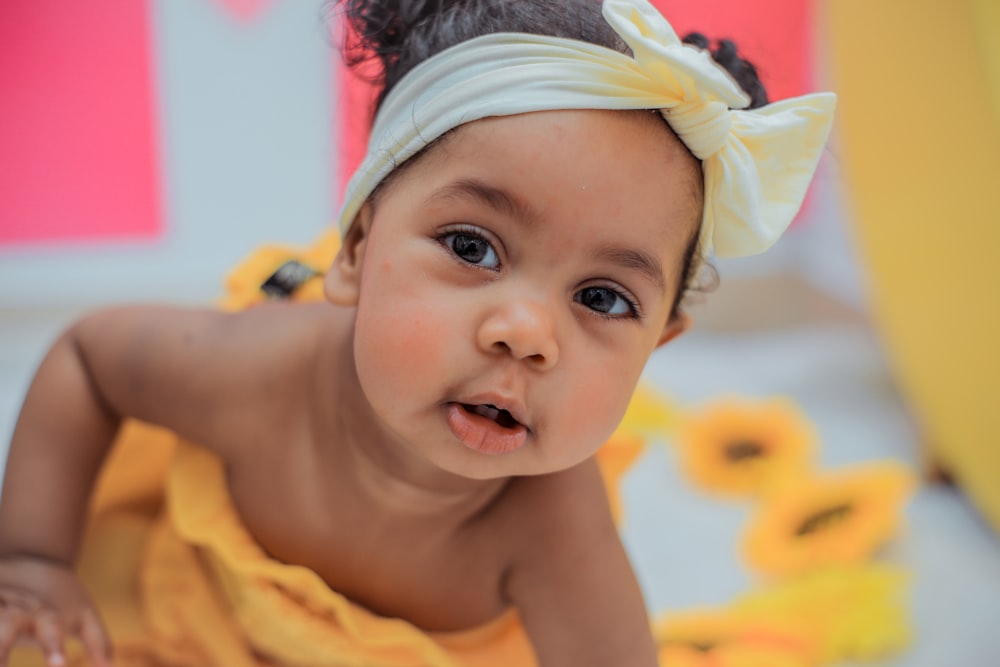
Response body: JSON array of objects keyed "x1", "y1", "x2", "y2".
[
  {"x1": 345, "y1": 433, "x2": 510, "y2": 519},
  {"x1": 309, "y1": 321, "x2": 510, "y2": 522}
]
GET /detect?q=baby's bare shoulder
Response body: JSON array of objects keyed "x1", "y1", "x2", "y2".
[
  {"x1": 73, "y1": 301, "x2": 348, "y2": 458},
  {"x1": 499, "y1": 458, "x2": 615, "y2": 554}
]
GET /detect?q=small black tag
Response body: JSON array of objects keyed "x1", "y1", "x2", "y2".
[{"x1": 260, "y1": 260, "x2": 319, "y2": 299}]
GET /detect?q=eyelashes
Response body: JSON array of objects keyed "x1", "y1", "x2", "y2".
[
  {"x1": 439, "y1": 228, "x2": 500, "y2": 269},
  {"x1": 435, "y1": 225, "x2": 643, "y2": 321},
  {"x1": 574, "y1": 286, "x2": 640, "y2": 318}
]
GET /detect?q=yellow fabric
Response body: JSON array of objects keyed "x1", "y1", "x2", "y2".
[
  {"x1": 42, "y1": 413, "x2": 650, "y2": 667},
  {"x1": 46, "y1": 414, "x2": 649, "y2": 667},
  {"x1": 164, "y1": 441, "x2": 536, "y2": 667},
  {"x1": 337, "y1": 0, "x2": 836, "y2": 259},
  {"x1": 7, "y1": 425, "x2": 538, "y2": 667},
  {"x1": 823, "y1": 0, "x2": 1000, "y2": 533}
]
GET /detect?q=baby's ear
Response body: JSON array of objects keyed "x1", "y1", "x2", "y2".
[
  {"x1": 656, "y1": 310, "x2": 692, "y2": 348},
  {"x1": 325, "y1": 203, "x2": 374, "y2": 306}
]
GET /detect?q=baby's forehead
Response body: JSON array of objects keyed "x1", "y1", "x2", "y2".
[
  {"x1": 412, "y1": 109, "x2": 695, "y2": 176},
  {"x1": 382, "y1": 108, "x2": 702, "y2": 255},
  {"x1": 407, "y1": 109, "x2": 702, "y2": 217}
]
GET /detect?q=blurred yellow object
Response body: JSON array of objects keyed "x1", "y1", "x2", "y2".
[
  {"x1": 824, "y1": 1, "x2": 1000, "y2": 531},
  {"x1": 733, "y1": 565, "x2": 911, "y2": 664},
  {"x1": 617, "y1": 384, "x2": 678, "y2": 437},
  {"x1": 44, "y1": 432, "x2": 538, "y2": 667},
  {"x1": 674, "y1": 397, "x2": 816, "y2": 498},
  {"x1": 654, "y1": 610, "x2": 819, "y2": 667},
  {"x1": 741, "y1": 463, "x2": 915, "y2": 577},
  {"x1": 598, "y1": 385, "x2": 678, "y2": 524},
  {"x1": 221, "y1": 229, "x2": 340, "y2": 311},
  {"x1": 596, "y1": 432, "x2": 646, "y2": 525}
]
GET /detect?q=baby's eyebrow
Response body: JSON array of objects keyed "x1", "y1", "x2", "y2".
[
  {"x1": 593, "y1": 245, "x2": 667, "y2": 294},
  {"x1": 427, "y1": 178, "x2": 538, "y2": 224}
]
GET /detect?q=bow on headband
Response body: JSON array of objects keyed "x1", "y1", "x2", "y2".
[{"x1": 336, "y1": 0, "x2": 836, "y2": 259}]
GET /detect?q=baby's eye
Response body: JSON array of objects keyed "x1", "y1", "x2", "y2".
[
  {"x1": 575, "y1": 286, "x2": 637, "y2": 318},
  {"x1": 441, "y1": 231, "x2": 500, "y2": 269}
]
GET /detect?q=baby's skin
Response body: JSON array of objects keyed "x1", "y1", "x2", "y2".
[{"x1": 0, "y1": 108, "x2": 700, "y2": 667}]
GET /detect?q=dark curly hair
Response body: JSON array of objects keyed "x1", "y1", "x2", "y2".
[{"x1": 681, "y1": 32, "x2": 768, "y2": 108}]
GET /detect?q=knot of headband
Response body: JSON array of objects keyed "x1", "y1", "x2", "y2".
[{"x1": 337, "y1": 0, "x2": 836, "y2": 259}]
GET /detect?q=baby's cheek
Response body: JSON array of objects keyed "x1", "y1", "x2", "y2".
[
  {"x1": 559, "y1": 371, "x2": 635, "y2": 453},
  {"x1": 356, "y1": 300, "x2": 451, "y2": 384},
  {"x1": 356, "y1": 256, "x2": 453, "y2": 377}
]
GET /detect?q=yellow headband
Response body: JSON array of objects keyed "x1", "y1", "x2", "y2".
[{"x1": 336, "y1": 0, "x2": 836, "y2": 259}]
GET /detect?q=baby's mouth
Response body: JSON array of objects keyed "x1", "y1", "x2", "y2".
[
  {"x1": 461, "y1": 403, "x2": 521, "y2": 429},
  {"x1": 447, "y1": 402, "x2": 529, "y2": 455}
]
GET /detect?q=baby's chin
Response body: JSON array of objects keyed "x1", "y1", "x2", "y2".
[
  {"x1": 427, "y1": 451, "x2": 526, "y2": 482},
  {"x1": 430, "y1": 444, "x2": 597, "y2": 482}
]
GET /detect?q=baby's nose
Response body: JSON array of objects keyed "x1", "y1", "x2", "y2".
[{"x1": 476, "y1": 297, "x2": 559, "y2": 370}]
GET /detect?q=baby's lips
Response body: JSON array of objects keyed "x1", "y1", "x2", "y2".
[
  {"x1": 446, "y1": 403, "x2": 528, "y2": 455},
  {"x1": 457, "y1": 392, "x2": 530, "y2": 431}
]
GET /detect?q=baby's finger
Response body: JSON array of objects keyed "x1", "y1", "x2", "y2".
[
  {"x1": 0, "y1": 608, "x2": 32, "y2": 666},
  {"x1": 0, "y1": 589, "x2": 41, "y2": 614},
  {"x1": 32, "y1": 611, "x2": 66, "y2": 667},
  {"x1": 79, "y1": 610, "x2": 113, "y2": 667}
]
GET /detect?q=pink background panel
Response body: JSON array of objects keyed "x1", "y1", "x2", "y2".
[{"x1": 0, "y1": 0, "x2": 162, "y2": 245}]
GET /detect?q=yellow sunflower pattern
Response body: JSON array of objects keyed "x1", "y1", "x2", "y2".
[
  {"x1": 741, "y1": 464, "x2": 914, "y2": 576},
  {"x1": 674, "y1": 398, "x2": 817, "y2": 498},
  {"x1": 655, "y1": 610, "x2": 819, "y2": 667},
  {"x1": 599, "y1": 385, "x2": 678, "y2": 524},
  {"x1": 652, "y1": 396, "x2": 917, "y2": 667},
  {"x1": 732, "y1": 565, "x2": 912, "y2": 663}
]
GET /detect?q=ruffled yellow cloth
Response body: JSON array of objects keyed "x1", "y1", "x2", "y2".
[
  {"x1": 26, "y1": 428, "x2": 534, "y2": 667},
  {"x1": 24, "y1": 415, "x2": 641, "y2": 667}
]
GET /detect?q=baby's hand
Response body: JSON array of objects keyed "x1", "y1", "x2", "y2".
[{"x1": 0, "y1": 557, "x2": 112, "y2": 667}]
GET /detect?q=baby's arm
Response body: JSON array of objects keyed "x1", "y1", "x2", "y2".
[
  {"x1": 504, "y1": 459, "x2": 658, "y2": 667},
  {"x1": 0, "y1": 302, "x2": 327, "y2": 665}
]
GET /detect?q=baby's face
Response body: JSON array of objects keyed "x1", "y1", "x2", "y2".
[{"x1": 334, "y1": 109, "x2": 701, "y2": 479}]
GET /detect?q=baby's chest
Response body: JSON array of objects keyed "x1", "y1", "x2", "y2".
[{"x1": 226, "y1": 465, "x2": 513, "y2": 632}]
